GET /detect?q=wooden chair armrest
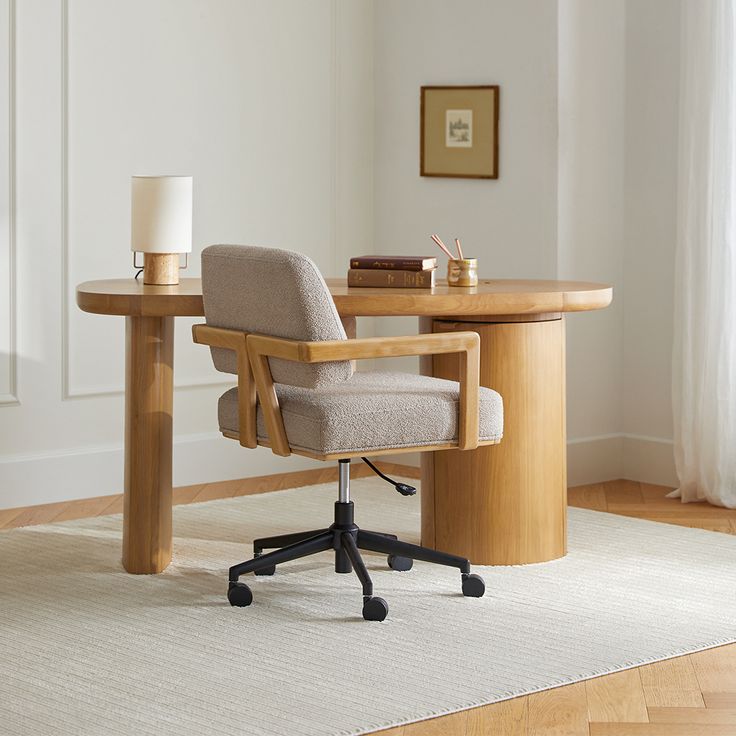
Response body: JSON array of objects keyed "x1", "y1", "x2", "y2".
[
  {"x1": 247, "y1": 332, "x2": 481, "y2": 451},
  {"x1": 191, "y1": 324, "x2": 257, "y2": 449},
  {"x1": 245, "y1": 332, "x2": 477, "y2": 362},
  {"x1": 192, "y1": 324, "x2": 248, "y2": 351}
]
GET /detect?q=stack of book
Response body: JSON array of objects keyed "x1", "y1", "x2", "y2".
[{"x1": 347, "y1": 255, "x2": 437, "y2": 288}]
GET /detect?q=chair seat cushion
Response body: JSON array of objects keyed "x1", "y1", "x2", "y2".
[{"x1": 218, "y1": 371, "x2": 503, "y2": 455}]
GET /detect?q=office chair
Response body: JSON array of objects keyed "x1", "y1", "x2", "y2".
[{"x1": 193, "y1": 245, "x2": 503, "y2": 621}]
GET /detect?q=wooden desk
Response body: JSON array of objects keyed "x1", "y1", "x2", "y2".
[{"x1": 77, "y1": 278, "x2": 612, "y2": 573}]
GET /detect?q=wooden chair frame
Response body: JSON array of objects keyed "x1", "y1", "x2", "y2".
[{"x1": 192, "y1": 323, "x2": 496, "y2": 461}]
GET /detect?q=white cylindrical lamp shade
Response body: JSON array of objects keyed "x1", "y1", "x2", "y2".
[
  {"x1": 131, "y1": 175, "x2": 192, "y2": 285},
  {"x1": 131, "y1": 175, "x2": 193, "y2": 254}
]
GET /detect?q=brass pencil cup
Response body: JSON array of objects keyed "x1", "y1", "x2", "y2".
[{"x1": 447, "y1": 258, "x2": 478, "y2": 287}]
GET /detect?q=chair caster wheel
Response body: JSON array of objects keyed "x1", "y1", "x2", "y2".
[
  {"x1": 387, "y1": 554, "x2": 413, "y2": 572},
  {"x1": 255, "y1": 564, "x2": 276, "y2": 576},
  {"x1": 227, "y1": 582, "x2": 253, "y2": 607},
  {"x1": 362, "y1": 596, "x2": 389, "y2": 621},
  {"x1": 461, "y1": 573, "x2": 485, "y2": 598}
]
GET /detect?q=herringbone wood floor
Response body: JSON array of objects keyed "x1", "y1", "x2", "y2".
[{"x1": 3, "y1": 469, "x2": 736, "y2": 736}]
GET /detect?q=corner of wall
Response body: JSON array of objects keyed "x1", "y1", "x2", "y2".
[
  {"x1": 567, "y1": 435, "x2": 623, "y2": 487},
  {"x1": 622, "y1": 435, "x2": 677, "y2": 488}
]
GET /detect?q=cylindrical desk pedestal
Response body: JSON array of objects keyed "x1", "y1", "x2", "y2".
[{"x1": 421, "y1": 317, "x2": 567, "y2": 565}]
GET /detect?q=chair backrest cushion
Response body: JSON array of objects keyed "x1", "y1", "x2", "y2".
[{"x1": 201, "y1": 245, "x2": 352, "y2": 388}]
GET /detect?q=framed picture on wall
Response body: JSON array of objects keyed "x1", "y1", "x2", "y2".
[{"x1": 420, "y1": 85, "x2": 500, "y2": 179}]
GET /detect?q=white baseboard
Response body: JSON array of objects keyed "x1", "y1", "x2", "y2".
[
  {"x1": 0, "y1": 433, "x2": 323, "y2": 509},
  {"x1": 361, "y1": 440, "x2": 676, "y2": 489},
  {"x1": 622, "y1": 434, "x2": 677, "y2": 487},
  {"x1": 0, "y1": 433, "x2": 677, "y2": 511},
  {"x1": 381, "y1": 439, "x2": 677, "y2": 489},
  {"x1": 567, "y1": 433, "x2": 676, "y2": 488},
  {"x1": 567, "y1": 434, "x2": 624, "y2": 487},
  {"x1": 376, "y1": 436, "x2": 676, "y2": 489}
]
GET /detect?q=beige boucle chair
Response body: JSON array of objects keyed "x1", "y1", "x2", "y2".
[{"x1": 193, "y1": 245, "x2": 503, "y2": 621}]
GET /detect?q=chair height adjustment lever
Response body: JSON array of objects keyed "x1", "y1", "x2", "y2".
[{"x1": 360, "y1": 457, "x2": 416, "y2": 496}]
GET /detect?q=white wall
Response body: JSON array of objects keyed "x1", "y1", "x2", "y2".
[
  {"x1": 372, "y1": 0, "x2": 682, "y2": 487},
  {"x1": 561, "y1": 0, "x2": 680, "y2": 486},
  {"x1": 0, "y1": 0, "x2": 16, "y2": 407},
  {"x1": 622, "y1": 0, "x2": 680, "y2": 485},
  {"x1": 371, "y1": 0, "x2": 631, "y2": 484},
  {"x1": 558, "y1": 0, "x2": 626, "y2": 484},
  {"x1": 0, "y1": 0, "x2": 374, "y2": 508},
  {"x1": 374, "y1": 0, "x2": 559, "y2": 281},
  {"x1": 371, "y1": 0, "x2": 560, "y2": 380},
  {"x1": 0, "y1": 0, "x2": 684, "y2": 510}
]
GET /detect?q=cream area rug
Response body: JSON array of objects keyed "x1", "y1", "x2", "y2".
[{"x1": 2, "y1": 477, "x2": 736, "y2": 736}]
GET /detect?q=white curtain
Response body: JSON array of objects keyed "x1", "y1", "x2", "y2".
[{"x1": 672, "y1": 0, "x2": 736, "y2": 506}]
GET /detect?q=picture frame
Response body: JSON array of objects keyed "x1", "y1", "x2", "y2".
[{"x1": 420, "y1": 85, "x2": 500, "y2": 179}]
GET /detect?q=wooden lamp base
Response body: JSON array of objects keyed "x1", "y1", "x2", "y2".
[{"x1": 143, "y1": 253, "x2": 180, "y2": 285}]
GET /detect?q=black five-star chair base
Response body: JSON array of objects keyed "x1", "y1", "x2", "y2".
[{"x1": 227, "y1": 474, "x2": 485, "y2": 621}]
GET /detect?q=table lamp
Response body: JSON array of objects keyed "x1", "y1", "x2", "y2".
[{"x1": 131, "y1": 175, "x2": 192, "y2": 285}]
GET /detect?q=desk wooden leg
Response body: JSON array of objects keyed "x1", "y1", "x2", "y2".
[
  {"x1": 418, "y1": 317, "x2": 437, "y2": 552},
  {"x1": 122, "y1": 316, "x2": 174, "y2": 574},
  {"x1": 421, "y1": 317, "x2": 567, "y2": 565}
]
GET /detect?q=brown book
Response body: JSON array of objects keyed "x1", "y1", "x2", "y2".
[
  {"x1": 347, "y1": 268, "x2": 436, "y2": 288},
  {"x1": 349, "y1": 255, "x2": 437, "y2": 271}
]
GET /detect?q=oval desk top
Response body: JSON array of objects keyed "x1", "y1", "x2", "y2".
[{"x1": 76, "y1": 277, "x2": 613, "y2": 318}]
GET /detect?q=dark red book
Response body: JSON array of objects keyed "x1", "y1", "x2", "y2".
[{"x1": 349, "y1": 255, "x2": 438, "y2": 271}]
